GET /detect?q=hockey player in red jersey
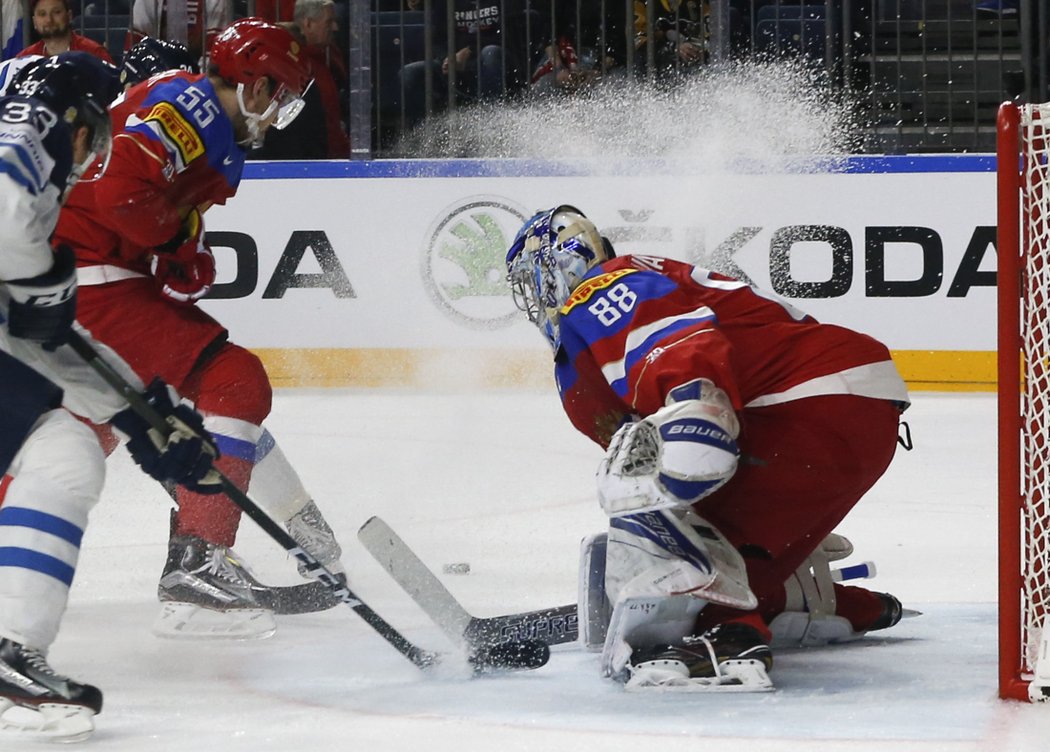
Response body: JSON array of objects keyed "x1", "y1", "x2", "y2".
[
  {"x1": 506, "y1": 205, "x2": 911, "y2": 691},
  {"x1": 53, "y1": 18, "x2": 346, "y2": 639}
]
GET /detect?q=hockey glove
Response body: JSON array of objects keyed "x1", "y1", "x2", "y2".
[
  {"x1": 6, "y1": 244, "x2": 78, "y2": 351},
  {"x1": 150, "y1": 207, "x2": 215, "y2": 304},
  {"x1": 110, "y1": 378, "x2": 223, "y2": 494},
  {"x1": 597, "y1": 380, "x2": 740, "y2": 517}
]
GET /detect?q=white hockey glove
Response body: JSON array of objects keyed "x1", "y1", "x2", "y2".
[{"x1": 597, "y1": 379, "x2": 740, "y2": 517}]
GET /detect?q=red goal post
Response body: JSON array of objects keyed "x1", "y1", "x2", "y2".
[{"x1": 997, "y1": 101, "x2": 1050, "y2": 702}]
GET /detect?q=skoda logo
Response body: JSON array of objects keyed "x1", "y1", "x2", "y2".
[{"x1": 422, "y1": 196, "x2": 529, "y2": 328}]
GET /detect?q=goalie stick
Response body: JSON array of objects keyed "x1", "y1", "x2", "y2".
[
  {"x1": 358, "y1": 516, "x2": 579, "y2": 648},
  {"x1": 358, "y1": 517, "x2": 884, "y2": 651},
  {"x1": 68, "y1": 331, "x2": 547, "y2": 673}
]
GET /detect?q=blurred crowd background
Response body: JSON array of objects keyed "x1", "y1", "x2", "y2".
[{"x1": 0, "y1": 0, "x2": 1041, "y2": 158}]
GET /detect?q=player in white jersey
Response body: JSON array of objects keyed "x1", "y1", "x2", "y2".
[{"x1": 0, "y1": 53, "x2": 220, "y2": 742}]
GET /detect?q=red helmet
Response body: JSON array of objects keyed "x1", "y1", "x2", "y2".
[{"x1": 209, "y1": 17, "x2": 311, "y2": 96}]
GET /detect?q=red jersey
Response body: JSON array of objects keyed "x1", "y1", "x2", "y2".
[
  {"x1": 555, "y1": 255, "x2": 909, "y2": 447},
  {"x1": 56, "y1": 72, "x2": 244, "y2": 275}
]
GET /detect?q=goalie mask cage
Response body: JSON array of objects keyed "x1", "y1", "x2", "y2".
[{"x1": 998, "y1": 101, "x2": 1050, "y2": 702}]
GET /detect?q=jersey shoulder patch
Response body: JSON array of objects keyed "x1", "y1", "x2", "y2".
[
  {"x1": 562, "y1": 268, "x2": 638, "y2": 314},
  {"x1": 142, "y1": 100, "x2": 205, "y2": 164}
]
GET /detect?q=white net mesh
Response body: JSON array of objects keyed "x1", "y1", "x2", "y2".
[{"x1": 1021, "y1": 103, "x2": 1050, "y2": 674}]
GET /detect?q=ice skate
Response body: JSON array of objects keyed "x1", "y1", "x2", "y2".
[
  {"x1": 0, "y1": 638, "x2": 102, "y2": 742},
  {"x1": 626, "y1": 622, "x2": 774, "y2": 692},
  {"x1": 154, "y1": 533, "x2": 277, "y2": 640}
]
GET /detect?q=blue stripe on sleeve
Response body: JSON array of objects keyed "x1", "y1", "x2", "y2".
[
  {"x1": 0, "y1": 158, "x2": 38, "y2": 194},
  {"x1": 0, "y1": 547, "x2": 75, "y2": 586},
  {"x1": 213, "y1": 434, "x2": 258, "y2": 462},
  {"x1": 609, "y1": 314, "x2": 716, "y2": 399},
  {"x1": 0, "y1": 507, "x2": 83, "y2": 547}
]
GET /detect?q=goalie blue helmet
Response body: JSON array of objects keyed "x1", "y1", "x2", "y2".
[{"x1": 505, "y1": 205, "x2": 613, "y2": 350}]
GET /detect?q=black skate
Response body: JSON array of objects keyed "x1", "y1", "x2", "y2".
[
  {"x1": 869, "y1": 592, "x2": 906, "y2": 631},
  {"x1": 0, "y1": 638, "x2": 101, "y2": 742},
  {"x1": 627, "y1": 622, "x2": 774, "y2": 692},
  {"x1": 154, "y1": 533, "x2": 276, "y2": 640}
]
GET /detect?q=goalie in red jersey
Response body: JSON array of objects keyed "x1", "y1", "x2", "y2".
[
  {"x1": 506, "y1": 205, "x2": 913, "y2": 691},
  {"x1": 52, "y1": 18, "x2": 346, "y2": 639}
]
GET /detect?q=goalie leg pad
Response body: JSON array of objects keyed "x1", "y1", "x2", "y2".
[
  {"x1": 578, "y1": 532, "x2": 610, "y2": 651},
  {"x1": 605, "y1": 509, "x2": 756, "y2": 609},
  {"x1": 600, "y1": 509, "x2": 757, "y2": 679},
  {"x1": 601, "y1": 594, "x2": 707, "y2": 681},
  {"x1": 769, "y1": 533, "x2": 889, "y2": 648}
]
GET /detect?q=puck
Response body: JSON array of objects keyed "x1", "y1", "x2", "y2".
[{"x1": 442, "y1": 562, "x2": 471, "y2": 575}]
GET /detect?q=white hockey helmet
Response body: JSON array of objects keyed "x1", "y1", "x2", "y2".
[{"x1": 505, "y1": 205, "x2": 612, "y2": 350}]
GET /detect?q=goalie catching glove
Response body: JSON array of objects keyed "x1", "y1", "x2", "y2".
[
  {"x1": 597, "y1": 379, "x2": 740, "y2": 517},
  {"x1": 110, "y1": 378, "x2": 222, "y2": 493},
  {"x1": 150, "y1": 207, "x2": 215, "y2": 304}
]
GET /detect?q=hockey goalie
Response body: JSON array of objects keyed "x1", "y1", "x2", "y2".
[{"x1": 505, "y1": 205, "x2": 912, "y2": 691}]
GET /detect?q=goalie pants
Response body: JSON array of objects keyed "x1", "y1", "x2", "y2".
[
  {"x1": 692, "y1": 394, "x2": 902, "y2": 633},
  {"x1": 76, "y1": 278, "x2": 272, "y2": 547}
]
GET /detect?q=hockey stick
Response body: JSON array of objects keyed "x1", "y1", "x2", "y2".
[
  {"x1": 259, "y1": 581, "x2": 343, "y2": 615},
  {"x1": 66, "y1": 331, "x2": 546, "y2": 672},
  {"x1": 358, "y1": 517, "x2": 887, "y2": 651},
  {"x1": 358, "y1": 516, "x2": 579, "y2": 648}
]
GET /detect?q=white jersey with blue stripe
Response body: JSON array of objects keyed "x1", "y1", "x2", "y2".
[
  {"x1": 0, "y1": 90, "x2": 142, "y2": 423},
  {"x1": 0, "y1": 94, "x2": 66, "y2": 284}
]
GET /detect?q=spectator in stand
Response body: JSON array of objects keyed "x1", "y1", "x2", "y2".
[
  {"x1": 397, "y1": 0, "x2": 545, "y2": 127},
  {"x1": 633, "y1": 0, "x2": 707, "y2": 78},
  {"x1": 17, "y1": 0, "x2": 114, "y2": 62},
  {"x1": 253, "y1": 0, "x2": 349, "y2": 159},
  {"x1": 128, "y1": 0, "x2": 230, "y2": 61}
]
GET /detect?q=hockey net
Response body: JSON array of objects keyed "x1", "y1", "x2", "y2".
[{"x1": 998, "y1": 101, "x2": 1050, "y2": 702}]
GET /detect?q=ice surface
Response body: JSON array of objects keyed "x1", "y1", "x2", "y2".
[{"x1": 45, "y1": 390, "x2": 1050, "y2": 750}]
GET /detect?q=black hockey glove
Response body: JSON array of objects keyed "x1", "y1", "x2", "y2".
[
  {"x1": 6, "y1": 244, "x2": 78, "y2": 351},
  {"x1": 111, "y1": 378, "x2": 223, "y2": 494}
]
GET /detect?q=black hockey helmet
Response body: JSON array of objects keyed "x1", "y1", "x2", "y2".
[
  {"x1": 12, "y1": 51, "x2": 121, "y2": 161},
  {"x1": 120, "y1": 37, "x2": 199, "y2": 88}
]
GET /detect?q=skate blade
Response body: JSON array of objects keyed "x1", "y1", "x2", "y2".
[
  {"x1": 153, "y1": 602, "x2": 277, "y2": 640},
  {"x1": 0, "y1": 698, "x2": 96, "y2": 742},
  {"x1": 625, "y1": 659, "x2": 774, "y2": 693}
]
